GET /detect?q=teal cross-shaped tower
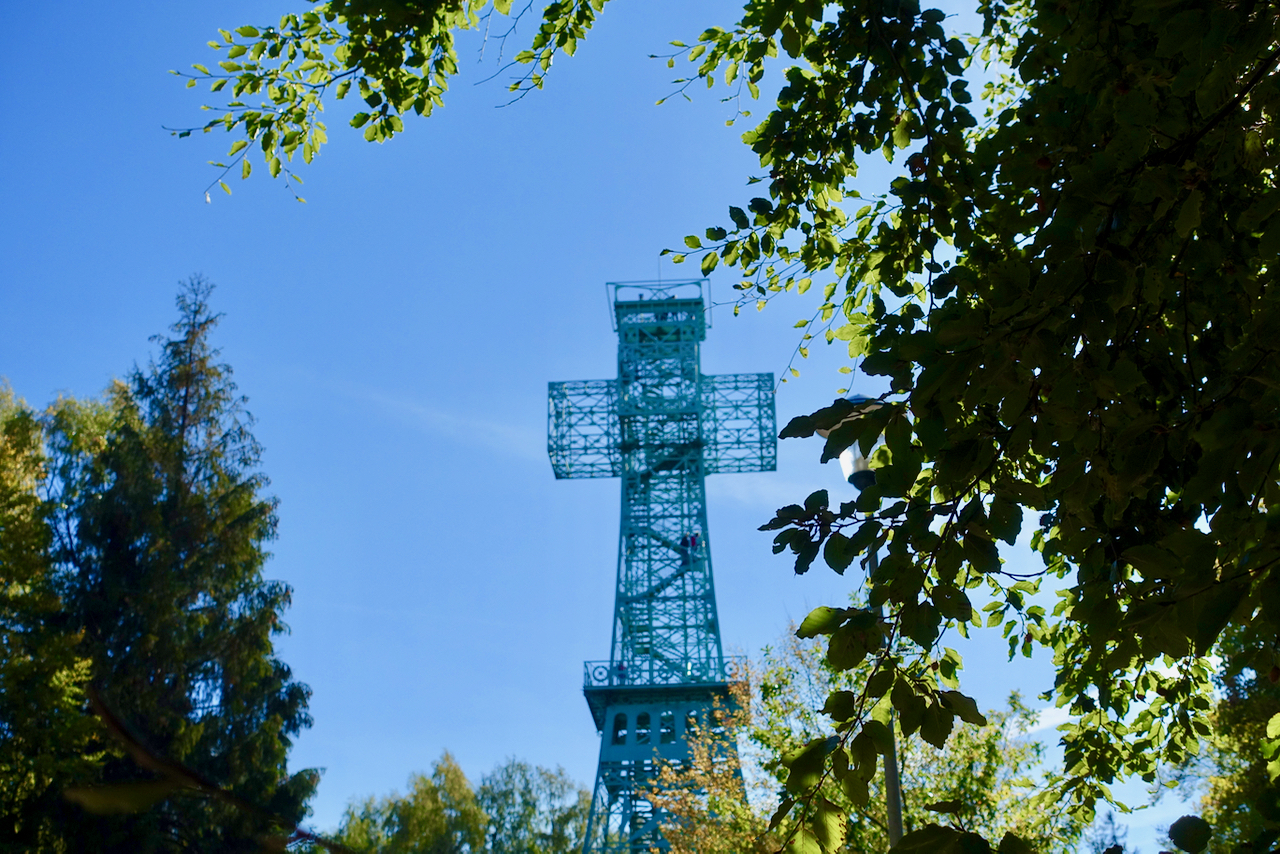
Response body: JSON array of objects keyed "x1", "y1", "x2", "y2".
[{"x1": 548, "y1": 281, "x2": 776, "y2": 854}]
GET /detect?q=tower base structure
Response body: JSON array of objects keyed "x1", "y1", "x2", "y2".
[{"x1": 580, "y1": 660, "x2": 743, "y2": 854}]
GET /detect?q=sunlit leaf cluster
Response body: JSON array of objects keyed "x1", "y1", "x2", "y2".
[
  {"x1": 720, "y1": 0, "x2": 1280, "y2": 842},
  {"x1": 173, "y1": 0, "x2": 607, "y2": 198}
]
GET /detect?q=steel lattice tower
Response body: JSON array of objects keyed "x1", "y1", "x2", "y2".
[{"x1": 548, "y1": 281, "x2": 776, "y2": 854}]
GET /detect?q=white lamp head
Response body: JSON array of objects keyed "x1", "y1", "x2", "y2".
[{"x1": 819, "y1": 394, "x2": 882, "y2": 491}]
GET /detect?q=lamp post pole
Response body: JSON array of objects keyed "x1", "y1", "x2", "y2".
[
  {"x1": 820, "y1": 395, "x2": 904, "y2": 849},
  {"x1": 867, "y1": 542, "x2": 905, "y2": 848}
]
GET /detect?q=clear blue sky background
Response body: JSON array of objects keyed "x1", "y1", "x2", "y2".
[{"x1": 0, "y1": 1, "x2": 1192, "y2": 847}]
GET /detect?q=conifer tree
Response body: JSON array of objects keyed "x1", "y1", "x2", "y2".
[{"x1": 44, "y1": 277, "x2": 316, "y2": 851}]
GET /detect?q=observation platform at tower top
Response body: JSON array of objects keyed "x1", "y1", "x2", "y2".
[{"x1": 608, "y1": 280, "x2": 710, "y2": 340}]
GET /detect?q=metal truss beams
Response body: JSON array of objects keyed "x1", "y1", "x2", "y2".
[
  {"x1": 549, "y1": 380, "x2": 621, "y2": 479},
  {"x1": 547, "y1": 287, "x2": 775, "y2": 854}
]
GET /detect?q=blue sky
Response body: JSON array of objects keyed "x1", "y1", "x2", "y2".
[{"x1": 0, "y1": 0, "x2": 1195, "y2": 847}]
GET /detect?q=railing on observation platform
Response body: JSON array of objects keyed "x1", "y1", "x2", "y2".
[{"x1": 583, "y1": 656, "x2": 747, "y2": 689}]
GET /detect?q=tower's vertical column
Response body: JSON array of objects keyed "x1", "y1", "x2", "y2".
[
  {"x1": 547, "y1": 281, "x2": 773, "y2": 854},
  {"x1": 583, "y1": 295, "x2": 729, "y2": 854},
  {"x1": 611, "y1": 297, "x2": 722, "y2": 684}
]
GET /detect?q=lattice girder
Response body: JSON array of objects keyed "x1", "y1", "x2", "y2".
[
  {"x1": 701, "y1": 372, "x2": 777, "y2": 474},
  {"x1": 549, "y1": 380, "x2": 621, "y2": 479},
  {"x1": 548, "y1": 286, "x2": 775, "y2": 854}
]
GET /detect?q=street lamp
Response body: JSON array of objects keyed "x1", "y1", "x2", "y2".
[
  {"x1": 817, "y1": 394, "x2": 882, "y2": 491},
  {"x1": 815, "y1": 393, "x2": 904, "y2": 849}
]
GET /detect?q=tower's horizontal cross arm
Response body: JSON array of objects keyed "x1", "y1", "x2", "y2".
[
  {"x1": 548, "y1": 379, "x2": 621, "y2": 479},
  {"x1": 700, "y1": 372, "x2": 777, "y2": 474}
]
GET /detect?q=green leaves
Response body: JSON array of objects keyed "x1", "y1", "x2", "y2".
[
  {"x1": 1168, "y1": 815, "x2": 1212, "y2": 853},
  {"x1": 178, "y1": 0, "x2": 580, "y2": 192},
  {"x1": 797, "y1": 606, "x2": 850, "y2": 638},
  {"x1": 756, "y1": 621, "x2": 1079, "y2": 853},
  {"x1": 987, "y1": 499, "x2": 1021, "y2": 546},
  {"x1": 893, "y1": 824, "x2": 991, "y2": 853},
  {"x1": 939, "y1": 691, "x2": 987, "y2": 727},
  {"x1": 821, "y1": 690, "x2": 860, "y2": 722},
  {"x1": 808, "y1": 797, "x2": 849, "y2": 853},
  {"x1": 741, "y1": 0, "x2": 1280, "y2": 831},
  {"x1": 1175, "y1": 189, "x2": 1203, "y2": 237},
  {"x1": 0, "y1": 394, "x2": 105, "y2": 844},
  {"x1": 995, "y1": 833, "x2": 1037, "y2": 854},
  {"x1": 892, "y1": 112, "x2": 915, "y2": 150},
  {"x1": 1265, "y1": 712, "x2": 1280, "y2": 783},
  {"x1": 36, "y1": 280, "x2": 321, "y2": 847},
  {"x1": 822, "y1": 531, "x2": 857, "y2": 573},
  {"x1": 784, "y1": 736, "x2": 839, "y2": 794},
  {"x1": 798, "y1": 606, "x2": 882, "y2": 673},
  {"x1": 920, "y1": 701, "x2": 955, "y2": 749}
]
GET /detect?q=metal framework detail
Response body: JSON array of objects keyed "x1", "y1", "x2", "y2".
[
  {"x1": 549, "y1": 380, "x2": 621, "y2": 479},
  {"x1": 548, "y1": 283, "x2": 776, "y2": 854}
]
